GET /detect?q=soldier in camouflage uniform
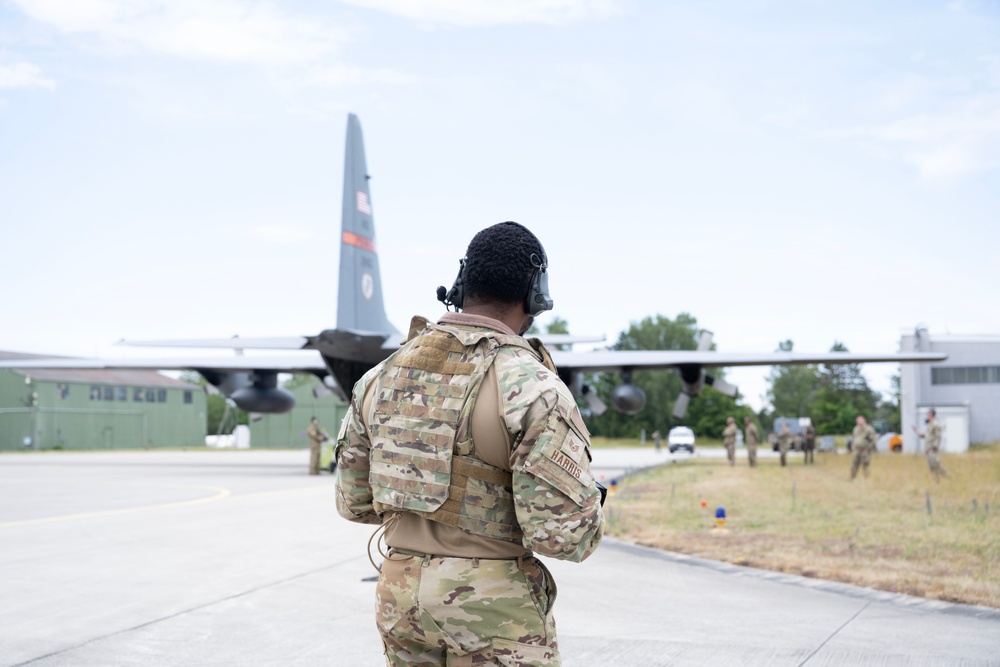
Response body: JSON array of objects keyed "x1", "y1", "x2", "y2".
[
  {"x1": 306, "y1": 417, "x2": 328, "y2": 475},
  {"x1": 850, "y1": 415, "x2": 878, "y2": 480},
  {"x1": 722, "y1": 417, "x2": 737, "y2": 466},
  {"x1": 914, "y1": 408, "x2": 948, "y2": 482},
  {"x1": 777, "y1": 422, "x2": 792, "y2": 467},
  {"x1": 336, "y1": 222, "x2": 605, "y2": 666},
  {"x1": 802, "y1": 423, "x2": 816, "y2": 465},
  {"x1": 743, "y1": 417, "x2": 759, "y2": 468}
]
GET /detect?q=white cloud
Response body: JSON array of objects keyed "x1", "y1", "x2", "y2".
[
  {"x1": 10, "y1": 0, "x2": 350, "y2": 65},
  {"x1": 0, "y1": 59, "x2": 56, "y2": 90},
  {"x1": 861, "y1": 93, "x2": 1000, "y2": 181},
  {"x1": 338, "y1": 0, "x2": 624, "y2": 26}
]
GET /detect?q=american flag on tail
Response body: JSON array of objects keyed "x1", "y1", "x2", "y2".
[{"x1": 356, "y1": 191, "x2": 371, "y2": 215}]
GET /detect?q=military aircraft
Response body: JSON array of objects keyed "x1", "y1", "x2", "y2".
[{"x1": 0, "y1": 114, "x2": 947, "y2": 419}]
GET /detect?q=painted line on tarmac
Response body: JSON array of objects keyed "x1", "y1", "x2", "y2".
[
  {"x1": 0, "y1": 483, "x2": 232, "y2": 528},
  {"x1": 228, "y1": 485, "x2": 333, "y2": 502}
]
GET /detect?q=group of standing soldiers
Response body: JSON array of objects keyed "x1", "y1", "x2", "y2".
[
  {"x1": 721, "y1": 416, "x2": 816, "y2": 467},
  {"x1": 678, "y1": 411, "x2": 950, "y2": 482}
]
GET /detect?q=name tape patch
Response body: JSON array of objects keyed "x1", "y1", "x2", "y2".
[{"x1": 551, "y1": 450, "x2": 582, "y2": 480}]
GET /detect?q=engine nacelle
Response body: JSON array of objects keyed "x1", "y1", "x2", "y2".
[
  {"x1": 230, "y1": 386, "x2": 295, "y2": 413},
  {"x1": 611, "y1": 383, "x2": 646, "y2": 415},
  {"x1": 200, "y1": 370, "x2": 296, "y2": 413}
]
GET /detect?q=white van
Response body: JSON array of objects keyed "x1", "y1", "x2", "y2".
[{"x1": 668, "y1": 426, "x2": 696, "y2": 453}]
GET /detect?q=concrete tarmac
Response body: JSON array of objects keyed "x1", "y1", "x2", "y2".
[{"x1": 1, "y1": 449, "x2": 997, "y2": 666}]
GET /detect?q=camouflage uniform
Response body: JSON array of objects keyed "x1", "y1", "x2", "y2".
[
  {"x1": 336, "y1": 313, "x2": 604, "y2": 666},
  {"x1": 802, "y1": 424, "x2": 816, "y2": 465},
  {"x1": 744, "y1": 422, "x2": 759, "y2": 468},
  {"x1": 777, "y1": 427, "x2": 792, "y2": 467},
  {"x1": 850, "y1": 422, "x2": 877, "y2": 479},
  {"x1": 306, "y1": 419, "x2": 326, "y2": 475},
  {"x1": 923, "y1": 421, "x2": 948, "y2": 482},
  {"x1": 722, "y1": 422, "x2": 737, "y2": 466}
]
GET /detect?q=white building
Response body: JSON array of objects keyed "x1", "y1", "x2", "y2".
[{"x1": 900, "y1": 328, "x2": 1000, "y2": 452}]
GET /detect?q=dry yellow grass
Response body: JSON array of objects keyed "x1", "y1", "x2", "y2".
[{"x1": 605, "y1": 444, "x2": 1000, "y2": 608}]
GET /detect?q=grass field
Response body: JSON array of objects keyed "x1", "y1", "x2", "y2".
[{"x1": 602, "y1": 442, "x2": 1000, "y2": 609}]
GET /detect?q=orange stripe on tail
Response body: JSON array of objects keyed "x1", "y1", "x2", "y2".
[{"x1": 343, "y1": 231, "x2": 376, "y2": 254}]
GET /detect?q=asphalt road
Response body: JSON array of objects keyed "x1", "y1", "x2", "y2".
[{"x1": 1, "y1": 449, "x2": 997, "y2": 666}]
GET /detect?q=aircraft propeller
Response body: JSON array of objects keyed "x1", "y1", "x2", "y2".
[
  {"x1": 581, "y1": 383, "x2": 608, "y2": 416},
  {"x1": 671, "y1": 331, "x2": 739, "y2": 420}
]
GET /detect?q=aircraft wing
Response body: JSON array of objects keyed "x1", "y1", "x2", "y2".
[
  {"x1": 0, "y1": 353, "x2": 327, "y2": 374},
  {"x1": 115, "y1": 332, "x2": 603, "y2": 350},
  {"x1": 550, "y1": 348, "x2": 947, "y2": 419},
  {"x1": 117, "y1": 337, "x2": 311, "y2": 350},
  {"x1": 2, "y1": 348, "x2": 944, "y2": 375},
  {"x1": 549, "y1": 349, "x2": 948, "y2": 373}
]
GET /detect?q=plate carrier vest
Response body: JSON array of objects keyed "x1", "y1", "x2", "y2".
[{"x1": 368, "y1": 317, "x2": 556, "y2": 544}]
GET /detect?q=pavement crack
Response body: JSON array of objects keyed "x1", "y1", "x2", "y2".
[{"x1": 796, "y1": 600, "x2": 871, "y2": 667}]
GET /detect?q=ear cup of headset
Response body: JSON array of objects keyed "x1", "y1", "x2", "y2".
[{"x1": 525, "y1": 262, "x2": 553, "y2": 316}]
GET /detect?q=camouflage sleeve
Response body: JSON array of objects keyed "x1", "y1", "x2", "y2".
[
  {"x1": 334, "y1": 368, "x2": 382, "y2": 526},
  {"x1": 503, "y1": 355, "x2": 604, "y2": 563}
]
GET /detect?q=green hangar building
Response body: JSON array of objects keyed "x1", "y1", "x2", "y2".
[{"x1": 0, "y1": 351, "x2": 206, "y2": 451}]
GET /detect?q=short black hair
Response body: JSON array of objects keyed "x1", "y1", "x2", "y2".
[{"x1": 463, "y1": 221, "x2": 545, "y2": 305}]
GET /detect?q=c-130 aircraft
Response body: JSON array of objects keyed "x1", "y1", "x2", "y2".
[{"x1": 0, "y1": 114, "x2": 946, "y2": 418}]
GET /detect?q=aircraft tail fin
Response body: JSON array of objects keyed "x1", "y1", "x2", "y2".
[{"x1": 337, "y1": 113, "x2": 397, "y2": 338}]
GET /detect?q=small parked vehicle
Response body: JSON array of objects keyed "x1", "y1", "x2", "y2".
[{"x1": 667, "y1": 426, "x2": 696, "y2": 454}]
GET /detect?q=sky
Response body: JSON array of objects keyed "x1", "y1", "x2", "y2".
[{"x1": 2, "y1": 0, "x2": 999, "y2": 412}]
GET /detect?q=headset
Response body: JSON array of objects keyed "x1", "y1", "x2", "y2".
[
  {"x1": 436, "y1": 258, "x2": 467, "y2": 311},
  {"x1": 436, "y1": 248, "x2": 553, "y2": 316}
]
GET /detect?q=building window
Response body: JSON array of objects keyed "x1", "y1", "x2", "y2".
[
  {"x1": 931, "y1": 366, "x2": 1000, "y2": 385},
  {"x1": 117, "y1": 387, "x2": 127, "y2": 401},
  {"x1": 103, "y1": 386, "x2": 115, "y2": 401},
  {"x1": 90, "y1": 386, "x2": 101, "y2": 401},
  {"x1": 157, "y1": 389, "x2": 167, "y2": 403},
  {"x1": 134, "y1": 388, "x2": 144, "y2": 402},
  {"x1": 184, "y1": 390, "x2": 193, "y2": 404},
  {"x1": 57, "y1": 383, "x2": 70, "y2": 400},
  {"x1": 145, "y1": 389, "x2": 156, "y2": 402}
]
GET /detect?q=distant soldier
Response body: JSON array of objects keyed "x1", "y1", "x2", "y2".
[
  {"x1": 306, "y1": 417, "x2": 328, "y2": 475},
  {"x1": 777, "y1": 422, "x2": 792, "y2": 467},
  {"x1": 914, "y1": 408, "x2": 948, "y2": 482},
  {"x1": 850, "y1": 415, "x2": 878, "y2": 480},
  {"x1": 652, "y1": 430, "x2": 662, "y2": 452},
  {"x1": 722, "y1": 417, "x2": 738, "y2": 466},
  {"x1": 744, "y1": 417, "x2": 759, "y2": 468},
  {"x1": 802, "y1": 422, "x2": 816, "y2": 465}
]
